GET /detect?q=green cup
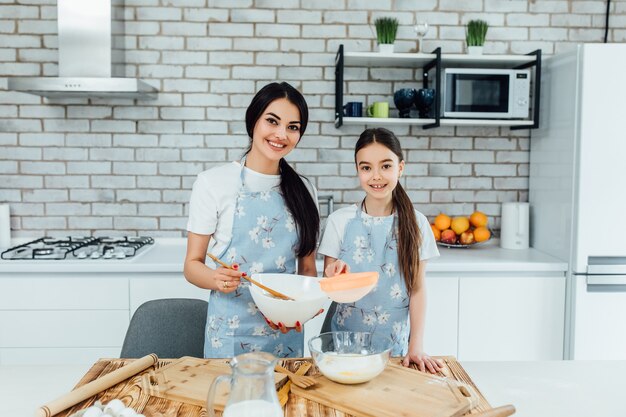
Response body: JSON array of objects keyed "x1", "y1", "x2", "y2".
[{"x1": 367, "y1": 101, "x2": 389, "y2": 118}]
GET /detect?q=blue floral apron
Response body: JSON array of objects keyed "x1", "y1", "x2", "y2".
[
  {"x1": 204, "y1": 161, "x2": 303, "y2": 358},
  {"x1": 330, "y1": 206, "x2": 410, "y2": 356}
]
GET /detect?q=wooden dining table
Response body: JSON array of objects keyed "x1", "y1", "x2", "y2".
[{"x1": 52, "y1": 356, "x2": 492, "y2": 417}]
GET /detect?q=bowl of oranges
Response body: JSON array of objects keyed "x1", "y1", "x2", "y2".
[{"x1": 431, "y1": 211, "x2": 491, "y2": 248}]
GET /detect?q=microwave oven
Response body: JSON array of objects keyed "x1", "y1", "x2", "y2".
[{"x1": 442, "y1": 68, "x2": 531, "y2": 119}]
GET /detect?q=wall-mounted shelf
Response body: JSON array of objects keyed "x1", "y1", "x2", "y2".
[
  {"x1": 335, "y1": 45, "x2": 542, "y2": 130},
  {"x1": 341, "y1": 117, "x2": 536, "y2": 127}
]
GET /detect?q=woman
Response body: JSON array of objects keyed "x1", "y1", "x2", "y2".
[{"x1": 184, "y1": 82, "x2": 319, "y2": 358}]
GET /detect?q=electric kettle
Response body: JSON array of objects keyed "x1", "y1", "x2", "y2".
[{"x1": 500, "y1": 202, "x2": 529, "y2": 250}]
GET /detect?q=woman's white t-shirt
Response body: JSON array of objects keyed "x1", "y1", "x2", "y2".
[
  {"x1": 318, "y1": 204, "x2": 440, "y2": 262},
  {"x1": 187, "y1": 161, "x2": 318, "y2": 260}
]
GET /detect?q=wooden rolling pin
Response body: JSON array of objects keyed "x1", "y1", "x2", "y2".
[
  {"x1": 35, "y1": 354, "x2": 158, "y2": 417},
  {"x1": 471, "y1": 404, "x2": 516, "y2": 417}
]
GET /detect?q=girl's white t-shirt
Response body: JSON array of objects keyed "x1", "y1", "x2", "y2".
[
  {"x1": 318, "y1": 204, "x2": 440, "y2": 261},
  {"x1": 187, "y1": 161, "x2": 318, "y2": 259}
]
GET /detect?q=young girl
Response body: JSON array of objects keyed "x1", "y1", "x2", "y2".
[
  {"x1": 318, "y1": 127, "x2": 443, "y2": 373},
  {"x1": 184, "y1": 82, "x2": 319, "y2": 358}
]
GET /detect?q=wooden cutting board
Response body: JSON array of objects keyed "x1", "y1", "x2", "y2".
[
  {"x1": 291, "y1": 361, "x2": 478, "y2": 417},
  {"x1": 148, "y1": 356, "x2": 288, "y2": 410}
]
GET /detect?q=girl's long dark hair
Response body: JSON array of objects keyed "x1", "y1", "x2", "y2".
[
  {"x1": 244, "y1": 82, "x2": 319, "y2": 257},
  {"x1": 355, "y1": 128, "x2": 422, "y2": 293}
]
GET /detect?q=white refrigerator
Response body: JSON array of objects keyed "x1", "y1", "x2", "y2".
[{"x1": 530, "y1": 43, "x2": 626, "y2": 360}]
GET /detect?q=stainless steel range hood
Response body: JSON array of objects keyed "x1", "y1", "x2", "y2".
[{"x1": 8, "y1": 0, "x2": 157, "y2": 100}]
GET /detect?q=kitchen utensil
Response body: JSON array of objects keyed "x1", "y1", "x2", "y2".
[
  {"x1": 393, "y1": 88, "x2": 417, "y2": 118},
  {"x1": 35, "y1": 354, "x2": 158, "y2": 417},
  {"x1": 275, "y1": 364, "x2": 317, "y2": 389},
  {"x1": 207, "y1": 352, "x2": 284, "y2": 417},
  {"x1": 414, "y1": 21, "x2": 429, "y2": 52},
  {"x1": 500, "y1": 202, "x2": 529, "y2": 250},
  {"x1": 343, "y1": 101, "x2": 363, "y2": 117},
  {"x1": 308, "y1": 331, "x2": 391, "y2": 384},
  {"x1": 291, "y1": 360, "x2": 478, "y2": 417},
  {"x1": 206, "y1": 252, "x2": 295, "y2": 301},
  {"x1": 249, "y1": 273, "x2": 328, "y2": 327},
  {"x1": 415, "y1": 88, "x2": 435, "y2": 118},
  {"x1": 319, "y1": 271, "x2": 378, "y2": 303},
  {"x1": 149, "y1": 356, "x2": 288, "y2": 409},
  {"x1": 367, "y1": 101, "x2": 389, "y2": 118},
  {"x1": 470, "y1": 405, "x2": 516, "y2": 417}
]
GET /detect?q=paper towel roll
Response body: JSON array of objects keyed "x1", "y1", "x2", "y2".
[{"x1": 0, "y1": 204, "x2": 11, "y2": 248}]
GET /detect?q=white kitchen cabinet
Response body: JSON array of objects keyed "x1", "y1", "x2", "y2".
[
  {"x1": 572, "y1": 274, "x2": 626, "y2": 360},
  {"x1": 129, "y1": 274, "x2": 209, "y2": 317},
  {"x1": 457, "y1": 273, "x2": 566, "y2": 361},
  {"x1": 0, "y1": 275, "x2": 130, "y2": 365},
  {"x1": 423, "y1": 274, "x2": 458, "y2": 356}
]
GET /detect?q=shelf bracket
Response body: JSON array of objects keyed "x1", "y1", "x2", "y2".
[
  {"x1": 334, "y1": 45, "x2": 344, "y2": 128},
  {"x1": 422, "y1": 47, "x2": 441, "y2": 129}
]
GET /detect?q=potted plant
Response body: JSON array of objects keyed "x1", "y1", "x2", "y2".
[
  {"x1": 466, "y1": 19, "x2": 488, "y2": 55},
  {"x1": 374, "y1": 17, "x2": 399, "y2": 54}
]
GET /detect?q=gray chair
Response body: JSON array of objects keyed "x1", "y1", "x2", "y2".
[
  {"x1": 320, "y1": 301, "x2": 337, "y2": 334},
  {"x1": 120, "y1": 298, "x2": 208, "y2": 358}
]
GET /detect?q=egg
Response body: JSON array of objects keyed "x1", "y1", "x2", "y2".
[
  {"x1": 103, "y1": 399, "x2": 125, "y2": 416},
  {"x1": 82, "y1": 406, "x2": 103, "y2": 417},
  {"x1": 117, "y1": 407, "x2": 138, "y2": 417}
]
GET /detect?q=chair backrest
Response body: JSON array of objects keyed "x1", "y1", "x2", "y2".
[
  {"x1": 120, "y1": 298, "x2": 208, "y2": 358},
  {"x1": 320, "y1": 301, "x2": 337, "y2": 334}
]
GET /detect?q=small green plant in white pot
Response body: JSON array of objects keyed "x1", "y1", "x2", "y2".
[
  {"x1": 375, "y1": 17, "x2": 399, "y2": 53},
  {"x1": 466, "y1": 19, "x2": 488, "y2": 55}
]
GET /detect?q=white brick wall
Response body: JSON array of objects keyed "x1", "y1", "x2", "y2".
[{"x1": 1, "y1": 1, "x2": 624, "y2": 236}]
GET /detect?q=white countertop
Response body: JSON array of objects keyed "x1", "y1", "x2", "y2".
[
  {"x1": 0, "y1": 238, "x2": 567, "y2": 274},
  {"x1": 1, "y1": 360, "x2": 621, "y2": 417}
]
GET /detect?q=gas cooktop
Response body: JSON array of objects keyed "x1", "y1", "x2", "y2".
[{"x1": 0, "y1": 236, "x2": 155, "y2": 260}]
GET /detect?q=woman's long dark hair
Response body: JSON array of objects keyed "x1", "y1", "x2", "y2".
[
  {"x1": 355, "y1": 128, "x2": 422, "y2": 293},
  {"x1": 244, "y1": 82, "x2": 319, "y2": 257}
]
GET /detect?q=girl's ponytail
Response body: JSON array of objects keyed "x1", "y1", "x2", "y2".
[{"x1": 392, "y1": 183, "x2": 422, "y2": 292}]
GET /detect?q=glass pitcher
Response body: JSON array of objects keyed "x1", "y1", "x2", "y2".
[{"x1": 206, "y1": 351, "x2": 283, "y2": 417}]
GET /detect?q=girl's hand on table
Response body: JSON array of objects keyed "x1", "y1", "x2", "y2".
[
  {"x1": 402, "y1": 350, "x2": 444, "y2": 374},
  {"x1": 212, "y1": 263, "x2": 243, "y2": 293},
  {"x1": 325, "y1": 260, "x2": 350, "y2": 277}
]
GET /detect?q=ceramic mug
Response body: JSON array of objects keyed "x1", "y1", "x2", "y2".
[
  {"x1": 367, "y1": 102, "x2": 389, "y2": 118},
  {"x1": 343, "y1": 102, "x2": 363, "y2": 117}
]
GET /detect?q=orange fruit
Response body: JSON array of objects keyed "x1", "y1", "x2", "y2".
[
  {"x1": 430, "y1": 224, "x2": 441, "y2": 241},
  {"x1": 434, "y1": 213, "x2": 451, "y2": 231},
  {"x1": 474, "y1": 226, "x2": 491, "y2": 242},
  {"x1": 470, "y1": 211, "x2": 488, "y2": 228},
  {"x1": 451, "y1": 216, "x2": 470, "y2": 235}
]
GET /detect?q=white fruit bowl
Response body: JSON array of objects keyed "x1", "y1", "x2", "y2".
[{"x1": 249, "y1": 273, "x2": 328, "y2": 327}]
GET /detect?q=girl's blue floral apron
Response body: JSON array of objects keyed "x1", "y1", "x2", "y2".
[
  {"x1": 204, "y1": 160, "x2": 303, "y2": 358},
  {"x1": 330, "y1": 206, "x2": 411, "y2": 356}
]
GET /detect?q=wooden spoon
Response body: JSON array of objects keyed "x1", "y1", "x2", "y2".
[
  {"x1": 275, "y1": 364, "x2": 317, "y2": 389},
  {"x1": 206, "y1": 253, "x2": 295, "y2": 301}
]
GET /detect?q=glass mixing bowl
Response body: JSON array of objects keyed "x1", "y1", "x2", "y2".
[{"x1": 308, "y1": 331, "x2": 391, "y2": 384}]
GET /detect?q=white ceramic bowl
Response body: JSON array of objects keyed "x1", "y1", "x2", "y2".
[
  {"x1": 308, "y1": 331, "x2": 391, "y2": 384},
  {"x1": 249, "y1": 273, "x2": 328, "y2": 327}
]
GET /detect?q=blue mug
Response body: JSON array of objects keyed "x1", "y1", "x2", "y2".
[{"x1": 343, "y1": 102, "x2": 363, "y2": 117}]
